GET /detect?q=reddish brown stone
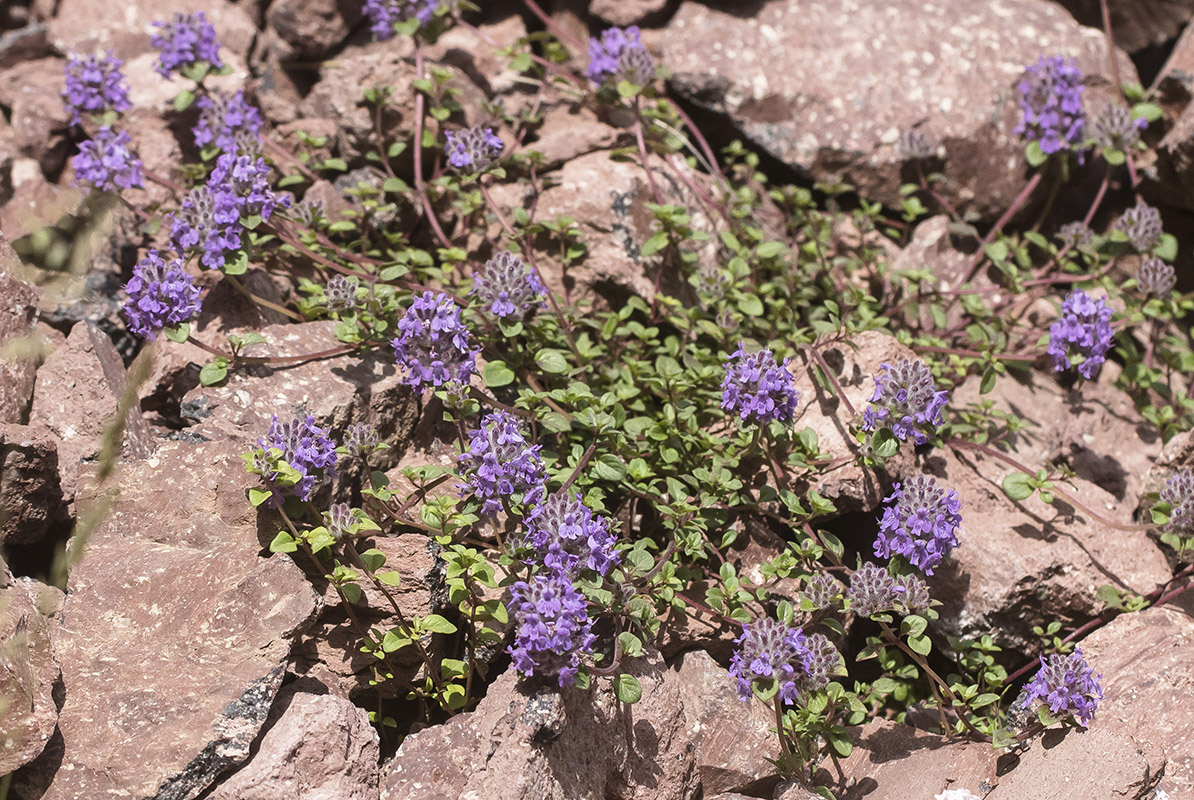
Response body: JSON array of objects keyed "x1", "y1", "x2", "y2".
[
  {"x1": 0, "y1": 234, "x2": 39, "y2": 424},
  {"x1": 266, "y1": 0, "x2": 361, "y2": 61},
  {"x1": 0, "y1": 423, "x2": 65, "y2": 548},
  {"x1": 0, "y1": 576, "x2": 61, "y2": 775}
]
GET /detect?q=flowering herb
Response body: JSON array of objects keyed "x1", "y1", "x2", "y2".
[
  {"x1": 458, "y1": 410, "x2": 545, "y2": 515},
  {"x1": 72, "y1": 127, "x2": 143, "y2": 192},
  {"x1": 729, "y1": 618, "x2": 812, "y2": 704},
  {"x1": 473, "y1": 251, "x2": 546, "y2": 319},
  {"x1": 1160, "y1": 470, "x2": 1194, "y2": 534},
  {"x1": 193, "y1": 90, "x2": 263, "y2": 153},
  {"x1": 507, "y1": 572, "x2": 595, "y2": 687},
  {"x1": 1089, "y1": 102, "x2": 1147, "y2": 152},
  {"x1": 151, "y1": 11, "x2": 224, "y2": 78},
  {"x1": 62, "y1": 51, "x2": 131, "y2": 125},
  {"x1": 121, "y1": 251, "x2": 202, "y2": 339},
  {"x1": 444, "y1": 127, "x2": 504, "y2": 174},
  {"x1": 257, "y1": 415, "x2": 338, "y2": 502},
  {"x1": 1019, "y1": 648, "x2": 1102, "y2": 726},
  {"x1": 1137, "y1": 256, "x2": 1175, "y2": 298},
  {"x1": 1113, "y1": 198, "x2": 1164, "y2": 252},
  {"x1": 1056, "y1": 220, "x2": 1094, "y2": 250},
  {"x1": 801, "y1": 573, "x2": 843, "y2": 610},
  {"x1": 341, "y1": 422, "x2": 384, "y2": 458},
  {"x1": 524, "y1": 492, "x2": 619, "y2": 577},
  {"x1": 1047, "y1": 289, "x2": 1113, "y2": 379},
  {"x1": 325, "y1": 275, "x2": 361, "y2": 313},
  {"x1": 720, "y1": 344, "x2": 800, "y2": 424},
  {"x1": 363, "y1": 0, "x2": 438, "y2": 39},
  {"x1": 875, "y1": 475, "x2": 962, "y2": 575},
  {"x1": 862, "y1": 359, "x2": 948, "y2": 445},
  {"x1": 1014, "y1": 55, "x2": 1086, "y2": 156},
  {"x1": 391, "y1": 291, "x2": 476, "y2": 388},
  {"x1": 848, "y1": 562, "x2": 930, "y2": 617},
  {"x1": 586, "y1": 26, "x2": 655, "y2": 87}
]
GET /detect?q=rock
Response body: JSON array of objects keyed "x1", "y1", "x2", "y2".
[
  {"x1": 1153, "y1": 15, "x2": 1194, "y2": 109},
  {"x1": 1079, "y1": 601, "x2": 1194, "y2": 796},
  {"x1": 0, "y1": 57, "x2": 69, "y2": 180},
  {"x1": 206, "y1": 692, "x2": 380, "y2": 800},
  {"x1": 0, "y1": 576, "x2": 62, "y2": 775},
  {"x1": 674, "y1": 649, "x2": 780, "y2": 797},
  {"x1": 266, "y1": 0, "x2": 361, "y2": 61},
  {"x1": 39, "y1": 438, "x2": 321, "y2": 800},
  {"x1": 1156, "y1": 103, "x2": 1194, "y2": 211},
  {"x1": 0, "y1": 424, "x2": 66, "y2": 548},
  {"x1": 423, "y1": 14, "x2": 527, "y2": 96},
  {"x1": 992, "y1": 727, "x2": 1158, "y2": 798},
  {"x1": 524, "y1": 103, "x2": 622, "y2": 169},
  {"x1": 590, "y1": 0, "x2": 669, "y2": 26},
  {"x1": 788, "y1": 330, "x2": 915, "y2": 516},
  {"x1": 0, "y1": 234, "x2": 39, "y2": 423},
  {"x1": 1052, "y1": 0, "x2": 1194, "y2": 54},
  {"x1": 0, "y1": 157, "x2": 80, "y2": 241},
  {"x1": 0, "y1": 23, "x2": 50, "y2": 70},
  {"x1": 810, "y1": 720, "x2": 995, "y2": 799},
  {"x1": 380, "y1": 650, "x2": 698, "y2": 800},
  {"x1": 662, "y1": 0, "x2": 1133, "y2": 219},
  {"x1": 890, "y1": 215, "x2": 994, "y2": 329}
]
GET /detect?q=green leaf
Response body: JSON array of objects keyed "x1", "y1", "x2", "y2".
[
  {"x1": 971, "y1": 693, "x2": 1001, "y2": 709},
  {"x1": 223, "y1": 251, "x2": 249, "y2": 275},
  {"x1": 614, "y1": 673, "x2": 642, "y2": 704},
  {"x1": 248, "y1": 487, "x2": 273, "y2": 507},
  {"x1": 756, "y1": 241, "x2": 786, "y2": 259},
  {"x1": 1025, "y1": 140, "x2": 1047, "y2": 168},
  {"x1": 617, "y1": 632, "x2": 644, "y2": 658},
  {"x1": 535, "y1": 349, "x2": 570, "y2": 374},
  {"x1": 269, "y1": 531, "x2": 298, "y2": 554},
  {"x1": 173, "y1": 89, "x2": 195, "y2": 112},
  {"x1": 199, "y1": 359, "x2": 228, "y2": 386},
  {"x1": 163, "y1": 323, "x2": 190, "y2": 344},
  {"x1": 979, "y1": 366, "x2": 996, "y2": 395},
  {"x1": 1131, "y1": 102, "x2": 1163, "y2": 123},
  {"x1": 738, "y1": 294, "x2": 764, "y2": 316},
  {"x1": 640, "y1": 231, "x2": 669, "y2": 258},
  {"x1": 483, "y1": 360, "x2": 516, "y2": 387},
  {"x1": 594, "y1": 453, "x2": 627, "y2": 482},
  {"x1": 908, "y1": 634, "x2": 932, "y2": 656},
  {"x1": 376, "y1": 570, "x2": 402, "y2": 586},
  {"x1": 421, "y1": 614, "x2": 458, "y2": 634},
  {"x1": 540, "y1": 412, "x2": 572, "y2": 433},
  {"x1": 871, "y1": 428, "x2": 899, "y2": 458},
  {"x1": 820, "y1": 531, "x2": 845, "y2": 560},
  {"x1": 1002, "y1": 471, "x2": 1035, "y2": 501},
  {"x1": 321, "y1": 157, "x2": 349, "y2": 172},
  {"x1": 358, "y1": 548, "x2": 387, "y2": 571}
]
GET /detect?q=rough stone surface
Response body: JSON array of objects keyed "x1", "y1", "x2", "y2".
[
  {"x1": 424, "y1": 15, "x2": 528, "y2": 97},
  {"x1": 0, "y1": 576, "x2": 62, "y2": 775},
  {"x1": 590, "y1": 0, "x2": 669, "y2": 26},
  {"x1": 0, "y1": 57, "x2": 69, "y2": 176},
  {"x1": 1053, "y1": 0, "x2": 1194, "y2": 54},
  {"x1": 266, "y1": 0, "x2": 361, "y2": 61},
  {"x1": 40, "y1": 438, "x2": 321, "y2": 800},
  {"x1": 381, "y1": 651, "x2": 698, "y2": 800},
  {"x1": 0, "y1": 234, "x2": 39, "y2": 424},
  {"x1": 1079, "y1": 601, "x2": 1194, "y2": 797},
  {"x1": 788, "y1": 330, "x2": 916, "y2": 516},
  {"x1": 674, "y1": 649, "x2": 779, "y2": 797},
  {"x1": 992, "y1": 727, "x2": 1158, "y2": 798},
  {"x1": 0, "y1": 423, "x2": 65, "y2": 548},
  {"x1": 662, "y1": 0, "x2": 1133, "y2": 218},
  {"x1": 206, "y1": 691, "x2": 380, "y2": 800}
]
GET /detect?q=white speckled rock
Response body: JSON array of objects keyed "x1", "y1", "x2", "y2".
[{"x1": 662, "y1": 0, "x2": 1136, "y2": 219}]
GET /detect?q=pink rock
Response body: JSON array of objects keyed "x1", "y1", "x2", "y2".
[
  {"x1": 0, "y1": 234, "x2": 39, "y2": 424},
  {"x1": 0, "y1": 576, "x2": 61, "y2": 775}
]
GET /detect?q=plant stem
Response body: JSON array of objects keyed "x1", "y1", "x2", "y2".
[
  {"x1": 413, "y1": 42, "x2": 454, "y2": 250},
  {"x1": 961, "y1": 171, "x2": 1043, "y2": 285}
]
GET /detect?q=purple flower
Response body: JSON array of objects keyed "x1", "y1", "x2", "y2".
[
  {"x1": 72, "y1": 127, "x2": 142, "y2": 192},
  {"x1": 62, "y1": 51, "x2": 131, "y2": 125},
  {"x1": 1056, "y1": 221, "x2": 1094, "y2": 250},
  {"x1": 524, "y1": 492, "x2": 619, "y2": 577},
  {"x1": 801, "y1": 573, "x2": 843, "y2": 610},
  {"x1": 875, "y1": 475, "x2": 962, "y2": 575},
  {"x1": 444, "y1": 127, "x2": 503, "y2": 173},
  {"x1": 259, "y1": 414, "x2": 338, "y2": 502},
  {"x1": 862, "y1": 359, "x2": 948, "y2": 445},
  {"x1": 1014, "y1": 56, "x2": 1087, "y2": 156},
  {"x1": 848, "y1": 562, "x2": 930, "y2": 617},
  {"x1": 325, "y1": 275, "x2": 361, "y2": 313},
  {"x1": 193, "y1": 90, "x2": 263, "y2": 153},
  {"x1": 151, "y1": 11, "x2": 224, "y2": 78},
  {"x1": 121, "y1": 251, "x2": 202, "y2": 339},
  {"x1": 324, "y1": 502, "x2": 356, "y2": 539},
  {"x1": 1019, "y1": 648, "x2": 1102, "y2": 726},
  {"x1": 171, "y1": 186, "x2": 237, "y2": 270},
  {"x1": 1048, "y1": 289, "x2": 1113, "y2": 379},
  {"x1": 473, "y1": 251, "x2": 546, "y2": 319},
  {"x1": 508, "y1": 572, "x2": 595, "y2": 687},
  {"x1": 341, "y1": 422, "x2": 382, "y2": 458},
  {"x1": 458, "y1": 410, "x2": 544, "y2": 515},
  {"x1": 1113, "y1": 198, "x2": 1163, "y2": 252},
  {"x1": 1089, "y1": 102, "x2": 1147, "y2": 151},
  {"x1": 721, "y1": 344, "x2": 799, "y2": 425},
  {"x1": 391, "y1": 291, "x2": 477, "y2": 388},
  {"x1": 586, "y1": 26, "x2": 655, "y2": 86},
  {"x1": 728, "y1": 618, "x2": 814, "y2": 704},
  {"x1": 363, "y1": 0, "x2": 437, "y2": 40},
  {"x1": 1137, "y1": 256, "x2": 1175, "y2": 298},
  {"x1": 801, "y1": 633, "x2": 841, "y2": 692},
  {"x1": 1160, "y1": 470, "x2": 1194, "y2": 534}
]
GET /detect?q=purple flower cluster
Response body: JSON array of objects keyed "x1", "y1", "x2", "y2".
[
  {"x1": 1056, "y1": 221, "x2": 1094, "y2": 250},
  {"x1": 1138, "y1": 256, "x2": 1176, "y2": 298},
  {"x1": 72, "y1": 127, "x2": 143, "y2": 192},
  {"x1": 473, "y1": 251, "x2": 546, "y2": 319},
  {"x1": 391, "y1": 291, "x2": 477, "y2": 388},
  {"x1": 1014, "y1": 56, "x2": 1086, "y2": 156},
  {"x1": 171, "y1": 152, "x2": 289, "y2": 270},
  {"x1": 341, "y1": 422, "x2": 382, "y2": 458},
  {"x1": 458, "y1": 410, "x2": 545, "y2": 515},
  {"x1": 524, "y1": 492, "x2": 619, "y2": 577},
  {"x1": 721, "y1": 344, "x2": 800, "y2": 425},
  {"x1": 848, "y1": 562, "x2": 931, "y2": 617},
  {"x1": 1048, "y1": 289, "x2": 1113, "y2": 379},
  {"x1": 444, "y1": 127, "x2": 504, "y2": 173},
  {"x1": 862, "y1": 359, "x2": 948, "y2": 445},
  {"x1": 1089, "y1": 102, "x2": 1147, "y2": 151},
  {"x1": 586, "y1": 26, "x2": 655, "y2": 86},
  {"x1": 875, "y1": 475, "x2": 962, "y2": 575},
  {"x1": 121, "y1": 251, "x2": 202, "y2": 339},
  {"x1": 1019, "y1": 648, "x2": 1102, "y2": 726},
  {"x1": 193, "y1": 90, "x2": 263, "y2": 153},
  {"x1": 729, "y1": 618, "x2": 815, "y2": 704},
  {"x1": 325, "y1": 275, "x2": 361, "y2": 313},
  {"x1": 62, "y1": 52, "x2": 131, "y2": 125},
  {"x1": 507, "y1": 573, "x2": 596, "y2": 687},
  {"x1": 363, "y1": 0, "x2": 437, "y2": 40},
  {"x1": 259, "y1": 414, "x2": 338, "y2": 501},
  {"x1": 1160, "y1": 470, "x2": 1194, "y2": 534},
  {"x1": 151, "y1": 11, "x2": 224, "y2": 78},
  {"x1": 1114, "y1": 199, "x2": 1163, "y2": 252},
  {"x1": 801, "y1": 573, "x2": 843, "y2": 610}
]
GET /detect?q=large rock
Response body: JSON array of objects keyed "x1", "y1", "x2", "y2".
[
  {"x1": 381, "y1": 651, "x2": 698, "y2": 800},
  {"x1": 0, "y1": 234, "x2": 38, "y2": 424},
  {"x1": 590, "y1": 0, "x2": 669, "y2": 26},
  {"x1": 992, "y1": 727, "x2": 1158, "y2": 798},
  {"x1": 265, "y1": 0, "x2": 361, "y2": 61},
  {"x1": 206, "y1": 691, "x2": 380, "y2": 800},
  {"x1": 0, "y1": 423, "x2": 66, "y2": 548},
  {"x1": 1079, "y1": 601, "x2": 1194, "y2": 796},
  {"x1": 0, "y1": 57, "x2": 70, "y2": 175},
  {"x1": 0, "y1": 575, "x2": 62, "y2": 775},
  {"x1": 662, "y1": 0, "x2": 1133, "y2": 219},
  {"x1": 38, "y1": 439, "x2": 320, "y2": 800},
  {"x1": 1053, "y1": 0, "x2": 1194, "y2": 54}
]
